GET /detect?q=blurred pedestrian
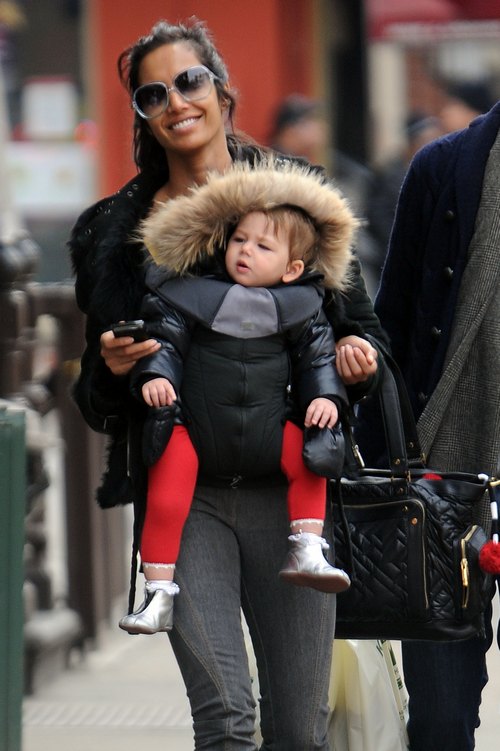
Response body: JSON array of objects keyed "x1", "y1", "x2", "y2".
[
  {"x1": 366, "y1": 111, "x2": 442, "y2": 277},
  {"x1": 439, "y1": 78, "x2": 496, "y2": 133},
  {"x1": 269, "y1": 93, "x2": 328, "y2": 165}
]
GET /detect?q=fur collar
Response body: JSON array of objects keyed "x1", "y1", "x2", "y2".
[{"x1": 141, "y1": 159, "x2": 358, "y2": 291}]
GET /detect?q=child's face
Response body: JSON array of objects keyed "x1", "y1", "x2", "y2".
[{"x1": 225, "y1": 212, "x2": 303, "y2": 287}]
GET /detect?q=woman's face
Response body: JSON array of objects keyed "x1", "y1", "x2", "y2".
[{"x1": 137, "y1": 42, "x2": 226, "y2": 158}]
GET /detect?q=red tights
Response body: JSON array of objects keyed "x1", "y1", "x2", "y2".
[
  {"x1": 140, "y1": 426, "x2": 198, "y2": 564},
  {"x1": 280, "y1": 420, "x2": 327, "y2": 522},
  {"x1": 140, "y1": 422, "x2": 326, "y2": 565}
]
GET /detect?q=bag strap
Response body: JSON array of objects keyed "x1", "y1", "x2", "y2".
[
  {"x1": 382, "y1": 354, "x2": 424, "y2": 469},
  {"x1": 364, "y1": 339, "x2": 425, "y2": 473}
]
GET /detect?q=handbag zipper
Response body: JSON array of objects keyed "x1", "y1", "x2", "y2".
[
  {"x1": 412, "y1": 499, "x2": 429, "y2": 610},
  {"x1": 460, "y1": 525, "x2": 478, "y2": 609}
]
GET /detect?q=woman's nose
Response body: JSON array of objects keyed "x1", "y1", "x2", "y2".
[{"x1": 167, "y1": 88, "x2": 188, "y2": 110}]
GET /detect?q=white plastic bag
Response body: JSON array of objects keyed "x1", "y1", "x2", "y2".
[{"x1": 328, "y1": 639, "x2": 409, "y2": 751}]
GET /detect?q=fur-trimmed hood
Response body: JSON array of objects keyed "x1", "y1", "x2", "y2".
[{"x1": 141, "y1": 159, "x2": 358, "y2": 290}]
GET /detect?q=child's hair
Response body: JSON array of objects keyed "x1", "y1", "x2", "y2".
[{"x1": 260, "y1": 206, "x2": 318, "y2": 266}]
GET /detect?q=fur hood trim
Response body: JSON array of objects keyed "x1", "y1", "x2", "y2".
[{"x1": 141, "y1": 159, "x2": 358, "y2": 290}]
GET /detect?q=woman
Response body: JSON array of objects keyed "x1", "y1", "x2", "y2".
[{"x1": 69, "y1": 18, "x2": 386, "y2": 750}]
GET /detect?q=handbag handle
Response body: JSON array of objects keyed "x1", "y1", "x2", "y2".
[{"x1": 363, "y1": 340, "x2": 425, "y2": 474}]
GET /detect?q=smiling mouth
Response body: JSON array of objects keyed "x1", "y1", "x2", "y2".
[{"x1": 170, "y1": 117, "x2": 199, "y2": 131}]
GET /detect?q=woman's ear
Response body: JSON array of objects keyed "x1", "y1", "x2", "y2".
[
  {"x1": 282, "y1": 259, "x2": 304, "y2": 283},
  {"x1": 220, "y1": 84, "x2": 231, "y2": 108}
]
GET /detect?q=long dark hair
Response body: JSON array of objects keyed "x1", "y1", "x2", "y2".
[{"x1": 118, "y1": 18, "x2": 238, "y2": 177}]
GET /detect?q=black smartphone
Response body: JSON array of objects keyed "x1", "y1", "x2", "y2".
[{"x1": 111, "y1": 319, "x2": 149, "y2": 342}]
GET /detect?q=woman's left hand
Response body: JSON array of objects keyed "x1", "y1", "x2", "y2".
[{"x1": 336, "y1": 335, "x2": 378, "y2": 385}]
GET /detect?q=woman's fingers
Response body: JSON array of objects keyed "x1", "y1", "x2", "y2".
[{"x1": 100, "y1": 330, "x2": 160, "y2": 376}]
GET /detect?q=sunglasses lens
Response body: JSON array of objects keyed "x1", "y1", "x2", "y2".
[
  {"x1": 134, "y1": 83, "x2": 168, "y2": 119},
  {"x1": 132, "y1": 67, "x2": 216, "y2": 119},
  {"x1": 175, "y1": 66, "x2": 212, "y2": 101}
]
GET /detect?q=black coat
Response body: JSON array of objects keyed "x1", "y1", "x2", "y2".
[
  {"x1": 69, "y1": 147, "x2": 387, "y2": 509},
  {"x1": 375, "y1": 101, "x2": 500, "y2": 418},
  {"x1": 356, "y1": 103, "x2": 500, "y2": 469}
]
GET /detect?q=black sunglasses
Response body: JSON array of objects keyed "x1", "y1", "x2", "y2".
[{"x1": 132, "y1": 65, "x2": 219, "y2": 120}]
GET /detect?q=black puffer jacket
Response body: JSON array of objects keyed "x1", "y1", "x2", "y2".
[
  {"x1": 68, "y1": 144, "x2": 387, "y2": 509},
  {"x1": 134, "y1": 270, "x2": 348, "y2": 482}
]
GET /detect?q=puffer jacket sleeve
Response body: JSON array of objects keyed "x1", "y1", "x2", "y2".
[{"x1": 288, "y1": 307, "x2": 348, "y2": 414}]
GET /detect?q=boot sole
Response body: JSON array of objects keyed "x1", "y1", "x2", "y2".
[
  {"x1": 279, "y1": 570, "x2": 351, "y2": 594},
  {"x1": 118, "y1": 621, "x2": 172, "y2": 635}
]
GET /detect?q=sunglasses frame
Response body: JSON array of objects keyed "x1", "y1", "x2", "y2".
[{"x1": 132, "y1": 65, "x2": 219, "y2": 120}]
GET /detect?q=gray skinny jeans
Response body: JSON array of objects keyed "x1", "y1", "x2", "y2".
[{"x1": 168, "y1": 482, "x2": 335, "y2": 750}]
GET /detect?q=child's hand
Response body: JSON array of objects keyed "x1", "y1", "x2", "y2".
[
  {"x1": 335, "y1": 335, "x2": 378, "y2": 385},
  {"x1": 305, "y1": 398, "x2": 339, "y2": 429},
  {"x1": 142, "y1": 378, "x2": 177, "y2": 408}
]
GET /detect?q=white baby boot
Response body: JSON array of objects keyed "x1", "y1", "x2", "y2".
[
  {"x1": 119, "y1": 581, "x2": 179, "y2": 634},
  {"x1": 279, "y1": 532, "x2": 350, "y2": 593}
]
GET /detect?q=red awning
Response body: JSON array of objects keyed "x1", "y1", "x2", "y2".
[
  {"x1": 452, "y1": 0, "x2": 500, "y2": 19},
  {"x1": 367, "y1": 0, "x2": 500, "y2": 40}
]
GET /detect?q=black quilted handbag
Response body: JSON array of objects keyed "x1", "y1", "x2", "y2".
[{"x1": 332, "y1": 354, "x2": 494, "y2": 641}]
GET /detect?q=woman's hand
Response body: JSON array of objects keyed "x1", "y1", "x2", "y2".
[
  {"x1": 335, "y1": 335, "x2": 378, "y2": 385},
  {"x1": 305, "y1": 398, "x2": 339, "y2": 429},
  {"x1": 100, "y1": 329, "x2": 160, "y2": 377}
]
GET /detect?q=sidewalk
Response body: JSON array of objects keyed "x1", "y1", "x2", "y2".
[
  {"x1": 22, "y1": 624, "x2": 193, "y2": 751},
  {"x1": 23, "y1": 598, "x2": 500, "y2": 751}
]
